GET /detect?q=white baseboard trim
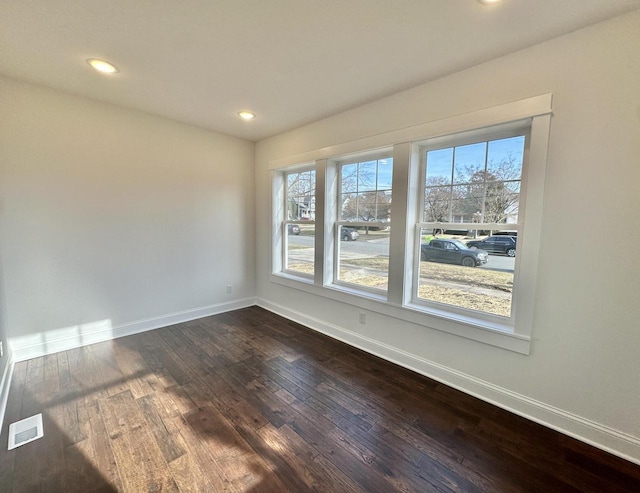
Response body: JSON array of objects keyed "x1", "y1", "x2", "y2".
[
  {"x1": 256, "y1": 297, "x2": 640, "y2": 466},
  {"x1": 9, "y1": 297, "x2": 257, "y2": 362},
  {"x1": 0, "y1": 352, "x2": 15, "y2": 436}
]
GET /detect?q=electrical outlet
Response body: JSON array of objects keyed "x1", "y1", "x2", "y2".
[
  {"x1": 359, "y1": 312, "x2": 366, "y2": 324},
  {"x1": 226, "y1": 285, "x2": 232, "y2": 294}
]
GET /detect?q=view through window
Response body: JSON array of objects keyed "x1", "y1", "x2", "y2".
[
  {"x1": 416, "y1": 135, "x2": 525, "y2": 318},
  {"x1": 273, "y1": 97, "x2": 552, "y2": 351},
  {"x1": 336, "y1": 156, "x2": 393, "y2": 291},
  {"x1": 284, "y1": 169, "x2": 315, "y2": 276}
]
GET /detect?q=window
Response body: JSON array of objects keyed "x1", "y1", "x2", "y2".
[
  {"x1": 271, "y1": 95, "x2": 551, "y2": 353},
  {"x1": 283, "y1": 168, "x2": 315, "y2": 277},
  {"x1": 414, "y1": 132, "x2": 526, "y2": 320},
  {"x1": 335, "y1": 154, "x2": 393, "y2": 292}
]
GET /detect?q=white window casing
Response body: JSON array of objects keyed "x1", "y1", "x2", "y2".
[{"x1": 271, "y1": 95, "x2": 552, "y2": 354}]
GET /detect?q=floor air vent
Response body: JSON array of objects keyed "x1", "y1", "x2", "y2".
[{"x1": 8, "y1": 413, "x2": 44, "y2": 450}]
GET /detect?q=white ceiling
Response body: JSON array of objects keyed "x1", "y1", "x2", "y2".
[{"x1": 1, "y1": 0, "x2": 638, "y2": 142}]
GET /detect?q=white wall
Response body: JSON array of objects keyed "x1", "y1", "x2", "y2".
[
  {"x1": 255, "y1": 11, "x2": 640, "y2": 462},
  {"x1": 0, "y1": 77, "x2": 256, "y2": 358},
  {"x1": 0, "y1": 245, "x2": 10, "y2": 419},
  {"x1": 0, "y1": 248, "x2": 8, "y2": 362}
]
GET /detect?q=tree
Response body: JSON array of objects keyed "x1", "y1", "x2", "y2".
[
  {"x1": 287, "y1": 170, "x2": 316, "y2": 220},
  {"x1": 342, "y1": 191, "x2": 391, "y2": 223},
  {"x1": 424, "y1": 176, "x2": 456, "y2": 222},
  {"x1": 456, "y1": 154, "x2": 521, "y2": 223},
  {"x1": 340, "y1": 161, "x2": 389, "y2": 224},
  {"x1": 484, "y1": 180, "x2": 519, "y2": 223},
  {"x1": 422, "y1": 153, "x2": 521, "y2": 224}
]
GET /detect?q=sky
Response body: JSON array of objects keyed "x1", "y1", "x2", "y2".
[
  {"x1": 426, "y1": 135, "x2": 525, "y2": 184},
  {"x1": 341, "y1": 159, "x2": 394, "y2": 193}
]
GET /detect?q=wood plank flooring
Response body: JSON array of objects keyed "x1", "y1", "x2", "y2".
[{"x1": 1, "y1": 306, "x2": 639, "y2": 492}]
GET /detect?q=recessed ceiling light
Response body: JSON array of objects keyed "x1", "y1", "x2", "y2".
[
  {"x1": 238, "y1": 111, "x2": 256, "y2": 120},
  {"x1": 86, "y1": 58, "x2": 119, "y2": 74},
  {"x1": 477, "y1": 0, "x2": 502, "y2": 4}
]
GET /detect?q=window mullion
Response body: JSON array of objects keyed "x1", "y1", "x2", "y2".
[
  {"x1": 481, "y1": 142, "x2": 489, "y2": 222},
  {"x1": 387, "y1": 142, "x2": 411, "y2": 305},
  {"x1": 449, "y1": 146, "x2": 455, "y2": 223},
  {"x1": 315, "y1": 159, "x2": 329, "y2": 286}
]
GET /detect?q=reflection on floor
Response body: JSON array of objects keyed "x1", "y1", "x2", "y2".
[{"x1": 1, "y1": 307, "x2": 638, "y2": 492}]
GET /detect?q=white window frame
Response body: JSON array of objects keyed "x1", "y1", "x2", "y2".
[
  {"x1": 270, "y1": 95, "x2": 552, "y2": 354},
  {"x1": 331, "y1": 149, "x2": 394, "y2": 296},
  {"x1": 273, "y1": 164, "x2": 316, "y2": 281},
  {"x1": 408, "y1": 125, "x2": 529, "y2": 327}
]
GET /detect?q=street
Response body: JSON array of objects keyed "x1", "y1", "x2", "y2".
[{"x1": 288, "y1": 235, "x2": 515, "y2": 272}]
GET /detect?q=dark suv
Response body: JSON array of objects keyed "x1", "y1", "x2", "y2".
[
  {"x1": 421, "y1": 239, "x2": 488, "y2": 267},
  {"x1": 466, "y1": 235, "x2": 516, "y2": 257}
]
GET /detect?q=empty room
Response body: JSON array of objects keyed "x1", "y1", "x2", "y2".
[{"x1": 1, "y1": 1, "x2": 640, "y2": 491}]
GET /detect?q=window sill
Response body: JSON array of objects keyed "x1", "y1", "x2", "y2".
[
  {"x1": 273, "y1": 271, "x2": 315, "y2": 285},
  {"x1": 327, "y1": 281, "x2": 388, "y2": 303},
  {"x1": 270, "y1": 273, "x2": 530, "y2": 354}
]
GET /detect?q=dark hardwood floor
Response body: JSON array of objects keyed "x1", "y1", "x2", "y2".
[{"x1": 0, "y1": 306, "x2": 638, "y2": 492}]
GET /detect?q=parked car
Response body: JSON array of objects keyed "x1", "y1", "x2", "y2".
[
  {"x1": 341, "y1": 227, "x2": 359, "y2": 241},
  {"x1": 466, "y1": 235, "x2": 516, "y2": 257},
  {"x1": 421, "y1": 239, "x2": 488, "y2": 267},
  {"x1": 287, "y1": 224, "x2": 300, "y2": 235}
]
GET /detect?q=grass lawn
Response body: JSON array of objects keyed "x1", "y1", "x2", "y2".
[
  {"x1": 290, "y1": 256, "x2": 512, "y2": 317},
  {"x1": 287, "y1": 244, "x2": 312, "y2": 250},
  {"x1": 345, "y1": 257, "x2": 512, "y2": 290},
  {"x1": 286, "y1": 262, "x2": 314, "y2": 275}
]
